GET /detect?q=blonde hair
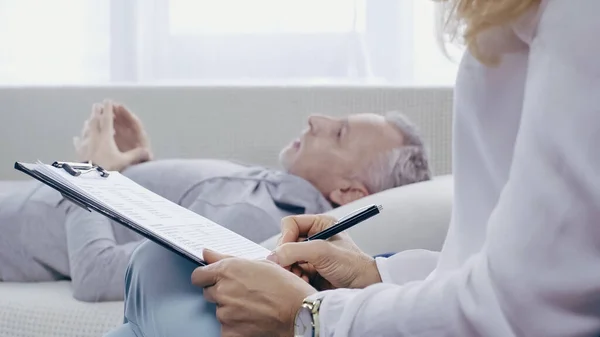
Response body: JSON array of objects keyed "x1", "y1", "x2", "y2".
[{"x1": 440, "y1": 0, "x2": 541, "y2": 64}]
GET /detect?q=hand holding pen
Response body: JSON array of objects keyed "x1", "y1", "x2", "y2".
[{"x1": 269, "y1": 205, "x2": 384, "y2": 290}]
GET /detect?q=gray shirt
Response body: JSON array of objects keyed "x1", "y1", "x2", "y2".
[{"x1": 0, "y1": 159, "x2": 332, "y2": 301}]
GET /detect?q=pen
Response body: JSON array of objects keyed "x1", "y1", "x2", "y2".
[{"x1": 304, "y1": 204, "x2": 383, "y2": 241}]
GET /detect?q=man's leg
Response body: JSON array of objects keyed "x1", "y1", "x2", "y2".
[
  {"x1": 0, "y1": 182, "x2": 70, "y2": 281},
  {"x1": 104, "y1": 241, "x2": 221, "y2": 337}
]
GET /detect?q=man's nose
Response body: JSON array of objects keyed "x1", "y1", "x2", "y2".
[{"x1": 308, "y1": 114, "x2": 336, "y2": 134}]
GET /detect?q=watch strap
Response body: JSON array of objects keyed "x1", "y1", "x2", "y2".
[{"x1": 301, "y1": 297, "x2": 323, "y2": 337}]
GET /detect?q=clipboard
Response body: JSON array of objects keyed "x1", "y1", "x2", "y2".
[{"x1": 14, "y1": 161, "x2": 209, "y2": 265}]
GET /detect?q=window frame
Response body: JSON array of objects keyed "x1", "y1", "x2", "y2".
[{"x1": 109, "y1": 0, "x2": 415, "y2": 83}]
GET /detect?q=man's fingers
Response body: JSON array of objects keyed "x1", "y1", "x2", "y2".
[
  {"x1": 82, "y1": 103, "x2": 102, "y2": 136},
  {"x1": 122, "y1": 147, "x2": 151, "y2": 166},
  {"x1": 273, "y1": 240, "x2": 332, "y2": 268},
  {"x1": 279, "y1": 214, "x2": 337, "y2": 246},
  {"x1": 99, "y1": 99, "x2": 115, "y2": 132},
  {"x1": 88, "y1": 114, "x2": 101, "y2": 136},
  {"x1": 115, "y1": 104, "x2": 139, "y2": 120},
  {"x1": 114, "y1": 103, "x2": 145, "y2": 132},
  {"x1": 81, "y1": 120, "x2": 90, "y2": 137},
  {"x1": 91, "y1": 102, "x2": 101, "y2": 118},
  {"x1": 114, "y1": 104, "x2": 130, "y2": 122}
]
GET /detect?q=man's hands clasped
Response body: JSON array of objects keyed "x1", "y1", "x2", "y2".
[{"x1": 74, "y1": 100, "x2": 152, "y2": 172}]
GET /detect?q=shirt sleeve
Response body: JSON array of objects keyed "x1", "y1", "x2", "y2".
[
  {"x1": 65, "y1": 204, "x2": 143, "y2": 302},
  {"x1": 313, "y1": 1, "x2": 600, "y2": 336},
  {"x1": 375, "y1": 249, "x2": 439, "y2": 285}
]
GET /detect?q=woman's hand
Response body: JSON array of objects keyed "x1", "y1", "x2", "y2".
[
  {"x1": 271, "y1": 214, "x2": 382, "y2": 290},
  {"x1": 192, "y1": 249, "x2": 316, "y2": 337}
]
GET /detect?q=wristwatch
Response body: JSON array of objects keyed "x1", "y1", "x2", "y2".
[{"x1": 294, "y1": 297, "x2": 322, "y2": 337}]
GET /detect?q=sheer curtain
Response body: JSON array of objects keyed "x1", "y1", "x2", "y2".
[{"x1": 0, "y1": 0, "x2": 462, "y2": 86}]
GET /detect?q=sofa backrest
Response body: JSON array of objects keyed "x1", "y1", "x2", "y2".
[{"x1": 0, "y1": 86, "x2": 453, "y2": 180}]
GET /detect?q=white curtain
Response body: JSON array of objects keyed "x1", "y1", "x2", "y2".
[{"x1": 0, "y1": 0, "x2": 462, "y2": 86}]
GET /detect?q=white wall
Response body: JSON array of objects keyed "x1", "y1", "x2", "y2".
[{"x1": 0, "y1": 85, "x2": 453, "y2": 180}]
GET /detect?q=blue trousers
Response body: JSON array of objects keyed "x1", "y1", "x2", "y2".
[
  {"x1": 104, "y1": 241, "x2": 221, "y2": 337},
  {"x1": 104, "y1": 241, "x2": 397, "y2": 337}
]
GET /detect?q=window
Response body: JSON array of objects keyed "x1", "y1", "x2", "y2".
[
  {"x1": 0, "y1": 0, "x2": 110, "y2": 84},
  {"x1": 0, "y1": 0, "x2": 463, "y2": 86}
]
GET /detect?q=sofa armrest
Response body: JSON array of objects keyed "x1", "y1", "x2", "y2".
[{"x1": 261, "y1": 175, "x2": 453, "y2": 256}]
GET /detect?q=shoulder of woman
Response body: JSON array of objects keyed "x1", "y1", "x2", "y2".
[{"x1": 529, "y1": 0, "x2": 600, "y2": 73}]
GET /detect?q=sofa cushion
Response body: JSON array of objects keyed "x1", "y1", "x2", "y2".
[
  {"x1": 0, "y1": 281, "x2": 122, "y2": 337},
  {"x1": 261, "y1": 175, "x2": 453, "y2": 255}
]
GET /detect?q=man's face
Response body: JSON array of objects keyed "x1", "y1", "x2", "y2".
[{"x1": 279, "y1": 113, "x2": 404, "y2": 200}]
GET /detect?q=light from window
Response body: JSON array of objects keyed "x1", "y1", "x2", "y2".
[
  {"x1": 413, "y1": 0, "x2": 463, "y2": 85},
  {"x1": 169, "y1": 0, "x2": 366, "y2": 35},
  {"x1": 0, "y1": 0, "x2": 109, "y2": 84},
  {"x1": 0, "y1": 0, "x2": 462, "y2": 86}
]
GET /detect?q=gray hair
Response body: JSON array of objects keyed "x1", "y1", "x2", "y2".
[{"x1": 360, "y1": 111, "x2": 432, "y2": 194}]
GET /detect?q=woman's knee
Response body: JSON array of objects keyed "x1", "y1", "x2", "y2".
[
  {"x1": 125, "y1": 241, "x2": 200, "y2": 292},
  {"x1": 127, "y1": 240, "x2": 159, "y2": 272},
  {"x1": 121, "y1": 242, "x2": 216, "y2": 337}
]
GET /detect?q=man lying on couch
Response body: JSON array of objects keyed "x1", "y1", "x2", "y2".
[{"x1": 0, "y1": 100, "x2": 431, "y2": 302}]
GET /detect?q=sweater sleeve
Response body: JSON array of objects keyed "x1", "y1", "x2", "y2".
[
  {"x1": 313, "y1": 1, "x2": 600, "y2": 336},
  {"x1": 64, "y1": 204, "x2": 143, "y2": 302}
]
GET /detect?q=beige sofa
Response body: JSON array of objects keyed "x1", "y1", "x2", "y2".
[{"x1": 0, "y1": 86, "x2": 454, "y2": 337}]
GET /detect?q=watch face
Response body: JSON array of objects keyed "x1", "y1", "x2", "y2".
[{"x1": 294, "y1": 307, "x2": 313, "y2": 337}]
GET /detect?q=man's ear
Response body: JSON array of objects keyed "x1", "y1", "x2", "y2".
[{"x1": 328, "y1": 180, "x2": 369, "y2": 206}]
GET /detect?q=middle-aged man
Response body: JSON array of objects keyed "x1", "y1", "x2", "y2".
[{"x1": 0, "y1": 100, "x2": 431, "y2": 302}]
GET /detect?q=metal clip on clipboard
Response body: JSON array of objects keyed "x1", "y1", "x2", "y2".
[
  {"x1": 50, "y1": 161, "x2": 109, "y2": 212},
  {"x1": 51, "y1": 161, "x2": 110, "y2": 178}
]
